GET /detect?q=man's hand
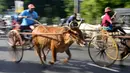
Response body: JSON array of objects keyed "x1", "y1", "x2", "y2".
[{"x1": 110, "y1": 20, "x2": 112, "y2": 24}]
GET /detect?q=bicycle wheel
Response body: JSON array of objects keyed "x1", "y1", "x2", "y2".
[
  {"x1": 7, "y1": 30, "x2": 24, "y2": 63},
  {"x1": 88, "y1": 34, "x2": 118, "y2": 67},
  {"x1": 111, "y1": 37, "x2": 129, "y2": 60}
]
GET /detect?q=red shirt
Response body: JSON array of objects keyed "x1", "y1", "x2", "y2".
[{"x1": 102, "y1": 13, "x2": 111, "y2": 27}]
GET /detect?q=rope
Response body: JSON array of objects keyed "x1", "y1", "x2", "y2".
[
  {"x1": 20, "y1": 32, "x2": 62, "y2": 35},
  {"x1": 26, "y1": 18, "x2": 42, "y2": 25},
  {"x1": 26, "y1": 18, "x2": 49, "y2": 32}
]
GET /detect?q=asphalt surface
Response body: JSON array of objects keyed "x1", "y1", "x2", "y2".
[{"x1": 0, "y1": 38, "x2": 130, "y2": 73}]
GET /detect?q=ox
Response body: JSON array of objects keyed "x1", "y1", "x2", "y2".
[
  {"x1": 79, "y1": 23, "x2": 101, "y2": 38},
  {"x1": 32, "y1": 25, "x2": 86, "y2": 65}
]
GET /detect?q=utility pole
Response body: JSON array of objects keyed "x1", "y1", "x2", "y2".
[
  {"x1": 74, "y1": 0, "x2": 83, "y2": 13},
  {"x1": 77, "y1": 0, "x2": 80, "y2": 13},
  {"x1": 74, "y1": 0, "x2": 80, "y2": 13}
]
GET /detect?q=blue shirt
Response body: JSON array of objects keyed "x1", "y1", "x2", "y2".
[
  {"x1": 66, "y1": 15, "x2": 74, "y2": 24},
  {"x1": 19, "y1": 9, "x2": 38, "y2": 26}
]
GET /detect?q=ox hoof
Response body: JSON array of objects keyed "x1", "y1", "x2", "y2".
[{"x1": 48, "y1": 61, "x2": 54, "y2": 65}]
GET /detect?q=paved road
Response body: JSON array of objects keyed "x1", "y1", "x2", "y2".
[{"x1": 0, "y1": 38, "x2": 130, "y2": 73}]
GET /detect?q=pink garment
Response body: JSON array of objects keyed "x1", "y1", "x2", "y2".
[{"x1": 101, "y1": 13, "x2": 111, "y2": 26}]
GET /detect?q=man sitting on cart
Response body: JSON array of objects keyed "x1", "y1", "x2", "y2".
[
  {"x1": 101, "y1": 7, "x2": 126, "y2": 35},
  {"x1": 18, "y1": 4, "x2": 38, "y2": 40},
  {"x1": 18, "y1": 4, "x2": 38, "y2": 31}
]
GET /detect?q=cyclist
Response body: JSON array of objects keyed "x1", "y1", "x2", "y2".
[
  {"x1": 60, "y1": 13, "x2": 79, "y2": 27},
  {"x1": 66, "y1": 13, "x2": 78, "y2": 27},
  {"x1": 101, "y1": 7, "x2": 126, "y2": 35}
]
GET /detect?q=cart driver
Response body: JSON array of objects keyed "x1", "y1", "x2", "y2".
[
  {"x1": 18, "y1": 4, "x2": 38, "y2": 31},
  {"x1": 17, "y1": 4, "x2": 39, "y2": 41},
  {"x1": 101, "y1": 7, "x2": 126, "y2": 35}
]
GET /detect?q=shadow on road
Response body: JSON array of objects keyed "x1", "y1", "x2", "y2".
[
  {"x1": 0, "y1": 60, "x2": 44, "y2": 73},
  {"x1": 0, "y1": 59, "x2": 130, "y2": 73}
]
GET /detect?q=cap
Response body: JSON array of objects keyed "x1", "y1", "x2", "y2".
[
  {"x1": 105, "y1": 7, "x2": 111, "y2": 12},
  {"x1": 28, "y1": 4, "x2": 35, "y2": 8}
]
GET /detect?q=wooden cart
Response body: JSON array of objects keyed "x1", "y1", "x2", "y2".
[{"x1": 88, "y1": 29, "x2": 130, "y2": 67}]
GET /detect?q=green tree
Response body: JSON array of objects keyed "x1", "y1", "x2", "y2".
[
  {"x1": 64, "y1": 0, "x2": 74, "y2": 16},
  {"x1": 124, "y1": 1, "x2": 130, "y2": 8},
  {"x1": 80, "y1": 0, "x2": 103, "y2": 24},
  {"x1": 80, "y1": 0, "x2": 130, "y2": 24},
  {"x1": 0, "y1": 0, "x2": 7, "y2": 14}
]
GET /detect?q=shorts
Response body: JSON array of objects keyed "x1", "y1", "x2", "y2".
[{"x1": 103, "y1": 26, "x2": 112, "y2": 30}]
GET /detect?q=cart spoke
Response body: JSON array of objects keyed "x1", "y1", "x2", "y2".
[{"x1": 88, "y1": 34, "x2": 118, "y2": 67}]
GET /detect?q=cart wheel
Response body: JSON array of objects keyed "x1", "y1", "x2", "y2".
[
  {"x1": 88, "y1": 34, "x2": 118, "y2": 67},
  {"x1": 7, "y1": 30, "x2": 24, "y2": 63},
  {"x1": 112, "y1": 38, "x2": 129, "y2": 60}
]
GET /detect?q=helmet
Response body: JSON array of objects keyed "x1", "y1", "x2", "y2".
[
  {"x1": 76, "y1": 13, "x2": 81, "y2": 20},
  {"x1": 28, "y1": 4, "x2": 35, "y2": 9},
  {"x1": 105, "y1": 7, "x2": 111, "y2": 13}
]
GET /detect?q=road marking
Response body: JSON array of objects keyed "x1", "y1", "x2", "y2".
[{"x1": 87, "y1": 63, "x2": 119, "y2": 72}]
